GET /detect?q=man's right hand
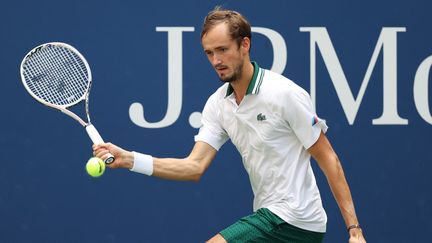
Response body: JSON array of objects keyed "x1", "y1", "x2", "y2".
[{"x1": 93, "y1": 143, "x2": 134, "y2": 169}]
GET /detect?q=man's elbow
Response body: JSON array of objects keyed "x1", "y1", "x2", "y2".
[
  {"x1": 191, "y1": 174, "x2": 202, "y2": 182},
  {"x1": 189, "y1": 163, "x2": 206, "y2": 182}
]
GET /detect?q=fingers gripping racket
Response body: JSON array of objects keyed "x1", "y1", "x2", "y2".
[{"x1": 20, "y1": 42, "x2": 114, "y2": 164}]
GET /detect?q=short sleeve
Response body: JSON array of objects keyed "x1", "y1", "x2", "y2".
[
  {"x1": 194, "y1": 94, "x2": 229, "y2": 151},
  {"x1": 283, "y1": 90, "x2": 328, "y2": 149}
]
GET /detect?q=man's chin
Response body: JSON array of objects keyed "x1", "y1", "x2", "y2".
[
  {"x1": 219, "y1": 78, "x2": 234, "y2": 83},
  {"x1": 218, "y1": 74, "x2": 236, "y2": 83}
]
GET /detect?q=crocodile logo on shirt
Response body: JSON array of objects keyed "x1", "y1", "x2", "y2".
[{"x1": 257, "y1": 113, "x2": 267, "y2": 121}]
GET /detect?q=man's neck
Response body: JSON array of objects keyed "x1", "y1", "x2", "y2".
[{"x1": 231, "y1": 62, "x2": 254, "y2": 105}]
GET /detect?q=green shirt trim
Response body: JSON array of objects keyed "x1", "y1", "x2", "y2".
[{"x1": 225, "y1": 62, "x2": 264, "y2": 97}]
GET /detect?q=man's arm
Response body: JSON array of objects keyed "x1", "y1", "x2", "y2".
[
  {"x1": 153, "y1": 141, "x2": 217, "y2": 181},
  {"x1": 307, "y1": 132, "x2": 366, "y2": 243},
  {"x1": 93, "y1": 141, "x2": 218, "y2": 182}
]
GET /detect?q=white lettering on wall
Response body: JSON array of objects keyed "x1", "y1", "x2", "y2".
[
  {"x1": 251, "y1": 27, "x2": 287, "y2": 74},
  {"x1": 129, "y1": 27, "x2": 194, "y2": 128},
  {"x1": 300, "y1": 27, "x2": 408, "y2": 125},
  {"x1": 414, "y1": 55, "x2": 432, "y2": 124},
  {"x1": 128, "y1": 26, "x2": 430, "y2": 128}
]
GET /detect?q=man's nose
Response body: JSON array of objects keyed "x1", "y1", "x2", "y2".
[{"x1": 211, "y1": 54, "x2": 222, "y2": 66}]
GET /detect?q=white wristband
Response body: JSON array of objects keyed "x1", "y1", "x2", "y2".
[{"x1": 130, "y1": 151, "x2": 154, "y2": 176}]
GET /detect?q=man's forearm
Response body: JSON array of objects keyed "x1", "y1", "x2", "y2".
[
  {"x1": 326, "y1": 162, "x2": 360, "y2": 227},
  {"x1": 152, "y1": 157, "x2": 205, "y2": 181}
]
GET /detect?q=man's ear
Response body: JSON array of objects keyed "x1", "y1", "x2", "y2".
[{"x1": 241, "y1": 37, "x2": 251, "y2": 53}]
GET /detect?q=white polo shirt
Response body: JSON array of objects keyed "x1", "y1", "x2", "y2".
[{"x1": 195, "y1": 62, "x2": 328, "y2": 233}]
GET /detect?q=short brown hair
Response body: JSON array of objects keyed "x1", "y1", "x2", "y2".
[{"x1": 201, "y1": 7, "x2": 252, "y2": 48}]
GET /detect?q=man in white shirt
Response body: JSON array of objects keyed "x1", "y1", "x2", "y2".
[{"x1": 94, "y1": 7, "x2": 366, "y2": 243}]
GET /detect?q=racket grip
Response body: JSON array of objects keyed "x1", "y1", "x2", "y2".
[{"x1": 86, "y1": 124, "x2": 115, "y2": 164}]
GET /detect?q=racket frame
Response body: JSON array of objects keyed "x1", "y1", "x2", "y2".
[{"x1": 20, "y1": 42, "x2": 114, "y2": 164}]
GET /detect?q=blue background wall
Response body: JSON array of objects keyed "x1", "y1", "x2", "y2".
[{"x1": 1, "y1": 0, "x2": 431, "y2": 242}]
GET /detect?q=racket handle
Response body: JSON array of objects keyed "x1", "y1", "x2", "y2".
[{"x1": 85, "y1": 124, "x2": 115, "y2": 164}]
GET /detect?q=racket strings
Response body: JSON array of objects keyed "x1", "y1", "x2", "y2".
[
  {"x1": 56, "y1": 48, "x2": 89, "y2": 98},
  {"x1": 22, "y1": 45, "x2": 90, "y2": 106},
  {"x1": 24, "y1": 52, "x2": 54, "y2": 103},
  {"x1": 24, "y1": 49, "x2": 61, "y2": 103},
  {"x1": 40, "y1": 46, "x2": 87, "y2": 104},
  {"x1": 30, "y1": 48, "x2": 68, "y2": 105},
  {"x1": 24, "y1": 48, "x2": 73, "y2": 105}
]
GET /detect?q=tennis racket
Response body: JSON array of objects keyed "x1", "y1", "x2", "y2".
[{"x1": 20, "y1": 42, "x2": 115, "y2": 164}]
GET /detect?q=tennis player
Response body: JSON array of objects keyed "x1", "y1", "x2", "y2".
[{"x1": 94, "y1": 8, "x2": 366, "y2": 243}]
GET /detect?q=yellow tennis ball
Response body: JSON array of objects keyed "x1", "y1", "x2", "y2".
[{"x1": 86, "y1": 157, "x2": 105, "y2": 177}]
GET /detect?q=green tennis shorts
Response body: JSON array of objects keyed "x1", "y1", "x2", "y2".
[{"x1": 219, "y1": 208, "x2": 325, "y2": 243}]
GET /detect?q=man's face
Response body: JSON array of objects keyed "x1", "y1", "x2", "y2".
[{"x1": 201, "y1": 23, "x2": 247, "y2": 83}]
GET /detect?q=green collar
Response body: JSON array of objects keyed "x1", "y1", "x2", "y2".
[{"x1": 225, "y1": 62, "x2": 264, "y2": 97}]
